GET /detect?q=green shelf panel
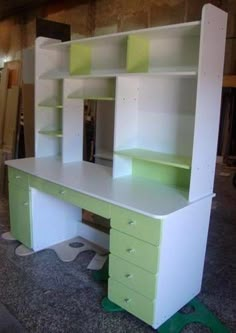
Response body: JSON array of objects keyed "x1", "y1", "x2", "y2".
[
  {"x1": 67, "y1": 95, "x2": 115, "y2": 101},
  {"x1": 70, "y1": 43, "x2": 91, "y2": 75},
  {"x1": 38, "y1": 130, "x2": 63, "y2": 138},
  {"x1": 126, "y1": 35, "x2": 149, "y2": 73},
  {"x1": 38, "y1": 104, "x2": 63, "y2": 109},
  {"x1": 115, "y1": 148, "x2": 191, "y2": 170}
]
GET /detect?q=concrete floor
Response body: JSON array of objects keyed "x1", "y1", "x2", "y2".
[{"x1": 0, "y1": 164, "x2": 235, "y2": 333}]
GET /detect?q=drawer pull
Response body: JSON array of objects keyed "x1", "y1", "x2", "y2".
[
  {"x1": 128, "y1": 220, "x2": 136, "y2": 226},
  {"x1": 23, "y1": 202, "x2": 29, "y2": 206},
  {"x1": 59, "y1": 190, "x2": 66, "y2": 195},
  {"x1": 15, "y1": 175, "x2": 21, "y2": 179},
  {"x1": 124, "y1": 298, "x2": 132, "y2": 304},
  {"x1": 125, "y1": 274, "x2": 133, "y2": 279},
  {"x1": 127, "y1": 248, "x2": 135, "y2": 254}
]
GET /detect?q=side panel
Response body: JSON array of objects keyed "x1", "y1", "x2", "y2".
[
  {"x1": 189, "y1": 5, "x2": 227, "y2": 201},
  {"x1": 153, "y1": 196, "x2": 212, "y2": 328}
]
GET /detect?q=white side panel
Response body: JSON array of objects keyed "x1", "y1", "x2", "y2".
[
  {"x1": 63, "y1": 79, "x2": 84, "y2": 163},
  {"x1": 113, "y1": 77, "x2": 139, "y2": 177},
  {"x1": 154, "y1": 196, "x2": 212, "y2": 328},
  {"x1": 189, "y1": 4, "x2": 227, "y2": 201},
  {"x1": 31, "y1": 189, "x2": 82, "y2": 251},
  {"x1": 77, "y1": 222, "x2": 109, "y2": 250}
]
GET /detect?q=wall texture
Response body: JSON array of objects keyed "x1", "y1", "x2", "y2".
[{"x1": 0, "y1": 0, "x2": 235, "y2": 73}]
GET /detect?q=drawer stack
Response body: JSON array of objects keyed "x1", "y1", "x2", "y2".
[{"x1": 108, "y1": 205, "x2": 162, "y2": 325}]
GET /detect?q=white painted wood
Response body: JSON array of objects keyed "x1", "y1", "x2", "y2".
[
  {"x1": 68, "y1": 78, "x2": 115, "y2": 98},
  {"x1": 6, "y1": 157, "x2": 197, "y2": 218},
  {"x1": 113, "y1": 77, "x2": 139, "y2": 177},
  {"x1": 153, "y1": 196, "x2": 212, "y2": 328},
  {"x1": 63, "y1": 79, "x2": 84, "y2": 163},
  {"x1": 77, "y1": 222, "x2": 109, "y2": 250},
  {"x1": 31, "y1": 188, "x2": 82, "y2": 251},
  {"x1": 189, "y1": 4, "x2": 227, "y2": 201}
]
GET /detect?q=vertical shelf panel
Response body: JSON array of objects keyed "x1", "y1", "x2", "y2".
[
  {"x1": 127, "y1": 35, "x2": 149, "y2": 73},
  {"x1": 70, "y1": 43, "x2": 91, "y2": 75}
]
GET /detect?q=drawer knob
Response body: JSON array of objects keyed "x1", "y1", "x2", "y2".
[
  {"x1": 127, "y1": 248, "x2": 135, "y2": 254},
  {"x1": 125, "y1": 274, "x2": 133, "y2": 279},
  {"x1": 128, "y1": 220, "x2": 136, "y2": 226},
  {"x1": 15, "y1": 175, "x2": 21, "y2": 179},
  {"x1": 124, "y1": 298, "x2": 131, "y2": 304},
  {"x1": 23, "y1": 202, "x2": 29, "y2": 206},
  {"x1": 60, "y1": 190, "x2": 66, "y2": 195}
]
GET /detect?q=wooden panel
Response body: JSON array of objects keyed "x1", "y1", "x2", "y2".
[
  {"x1": 22, "y1": 84, "x2": 35, "y2": 157},
  {"x1": 223, "y1": 75, "x2": 236, "y2": 87},
  {"x1": 3, "y1": 87, "x2": 20, "y2": 151},
  {"x1": 0, "y1": 68, "x2": 9, "y2": 146},
  {"x1": 5, "y1": 60, "x2": 21, "y2": 87}
]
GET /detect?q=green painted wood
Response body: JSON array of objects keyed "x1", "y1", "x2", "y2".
[
  {"x1": 133, "y1": 159, "x2": 190, "y2": 189},
  {"x1": 67, "y1": 95, "x2": 115, "y2": 101},
  {"x1": 111, "y1": 205, "x2": 162, "y2": 246},
  {"x1": 29, "y1": 176, "x2": 111, "y2": 219},
  {"x1": 115, "y1": 148, "x2": 191, "y2": 170},
  {"x1": 126, "y1": 35, "x2": 149, "y2": 73},
  {"x1": 110, "y1": 229, "x2": 159, "y2": 274},
  {"x1": 38, "y1": 104, "x2": 63, "y2": 109},
  {"x1": 8, "y1": 167, "x2": 29, "y2": 189},
  {"x1": 108, "y1": 278, "x2": 154, "y2": 325},
  {"x1": 8, "y1": 183, "x2": 32, "y2": 248},
  {"x1": 70, "y1": 43, "x2": 91, "y2": 75},
  {"x1": 109, "y1": 254, "x2": 157, "y2": 299},
  {"x1": 38, "y1": 130, "x2": 63, "y2": 137}
]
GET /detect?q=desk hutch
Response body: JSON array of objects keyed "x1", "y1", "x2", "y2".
[{"x1": 6, "y1": 4, "x2": 227, "y2": 329}]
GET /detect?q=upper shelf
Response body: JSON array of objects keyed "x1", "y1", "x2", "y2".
[
  {"x1": 40, "y1": 21, "x2": 201, "y2": 50},
  {"x1": 115, "y1": 148, "x2": 191, "y2": 170}
]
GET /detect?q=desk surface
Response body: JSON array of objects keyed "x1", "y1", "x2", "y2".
[{"x1": 6, "y1": 157, "x2": 201, "y2": 218}]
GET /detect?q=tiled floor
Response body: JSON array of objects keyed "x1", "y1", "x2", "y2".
[{"x1": 0, "y1": 165, "x2": 235, "y2": 333}]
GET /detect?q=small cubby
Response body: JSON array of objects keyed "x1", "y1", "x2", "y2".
[{"x1": 113, "y1": 75, "x2": 197, "y2": 189}]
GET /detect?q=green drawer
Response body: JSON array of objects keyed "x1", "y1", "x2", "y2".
[
  {"x1": 109, "y1": 254, "x2": 157, "y2": 300},
  {"x1": 8, "y1": 183, "x2": 32, "y2": 248},
  {"x1": 8, "y1": 167, "x2": 29, "y2": 188},
  {"x1": 110, "y1": 229, "x2": 159, "y2": 274},
  {"x1": 29, "y1": 176, "x2": 110, "y2": 218},
  {"x1": 111, "y1": 205, "x2": 162, "y2": 245},
  {"x1": 108, "y1": 278, "x2": 155, "y2": 325}
]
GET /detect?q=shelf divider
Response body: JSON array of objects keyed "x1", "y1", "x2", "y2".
[
  {"x1": 126, "y1": 35, "x2": 149, "y2": 73},
  {"x1": 38, "y1": 130, "x2": 63, "y2": 138},
  {"x1": 70, "y1": 43, "x2": 91, "y2": 75}
]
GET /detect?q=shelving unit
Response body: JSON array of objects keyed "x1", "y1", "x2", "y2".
[{"x1": 6, "y1": 4, "x2": 227, "y2": 331}]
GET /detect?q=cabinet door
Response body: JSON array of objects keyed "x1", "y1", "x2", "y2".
[{"x1": 8, "y1": 183, "x2": 32, "y2": 248}]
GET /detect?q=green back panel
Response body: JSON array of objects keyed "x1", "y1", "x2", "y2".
[
  {"x1": 70, "y1": 43, "x2": 91, "y2": 75},
  {"x1": 126, "y1": 35, "x2": 149, "y2": 73},
  {"x1": 133, "y1": 159, "x2": 190, "y2": 189}
]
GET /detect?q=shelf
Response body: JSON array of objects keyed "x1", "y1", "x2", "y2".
[
  {"x1": 115, "y1": 148, "x2": 191, "y2": 170},
  {"x1": 94, "y1": 151, "x2": 113, "y2": 161},
  {"x1": 68, "y1": 95, "x2": 115, "y2": 101},
  {"x1": 38, "y1": 104, "x2": 63, "y2": 109},
  {"x1": 38, "y1": 130, "x2": 63, "y2": 138},
  {"x1": 40, "y1": 67, "x2": 197, "y2": 80},
  {"x1": 40, "y1": 21, "x2": 201, "y2": 50}
]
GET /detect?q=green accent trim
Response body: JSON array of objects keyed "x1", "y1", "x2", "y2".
[
  {"x1": 38, "y1": 130, "x2": 63, "y2": 138},
  {"x1": 158, "y1": 298, "x2": 230, "y2": 333},
  {"x1": 102, "y1": 297, "x2": 124, "y2": 312},
  {"x1": 67, "y1": 95, "x2": 115, "y2": 101},
  {"x1": 126, "y1": 35, "x2": 149, "y2": 73},
  {"x1": 133, "y1": 159, "x2": 190, "y2": 189},
  {"x1": 70, "y1": 43, "x2": 91, "y2": 75},
  {"x1": 38, "y1": 104, "x2": 63, "y2": 109},
  {"x1": 115, "y1": 148, "x2": 191, "y2": 170}
]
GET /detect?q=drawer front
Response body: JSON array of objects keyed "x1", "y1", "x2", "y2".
[
  {"x1": 108, "y1": 278, "x2": 154, "y2": 325},
  {"x1": 110, "y1": 229, "x2": 159, "y2": 274},
  {"x1": 109, "y1": 254, "x2": 157, "y2": 299},
  {"x1": 8, "y1": 167, "x2": 29, "y2": 188},
  {"x1": 111, "y1": 205, "x2": 161, "y2": 245},
  {"x1": 9, "y1": 183, "x2": 32, "y2": 248},
  {"x1": 29, "y1": 176, "x2": 110, "y2": 218}
]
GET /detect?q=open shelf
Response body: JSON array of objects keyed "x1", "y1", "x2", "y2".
[
  {"x1": 94, "y1": 150, "x2": 113, "y2": 161},
  {"x1": 38, "y1": 104, "x2": 63, "y2": 109},
  {"x1": 38, "y1": 130, "x2": 63, "y2": 138},
  {"x1": 115, "y1": 148, "x2": 191, "y2": 170}
]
